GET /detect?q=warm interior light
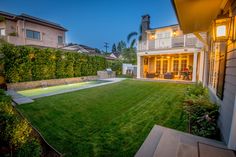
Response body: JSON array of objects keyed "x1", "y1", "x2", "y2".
[
  {"x1": 151, "y1": 34, "x2": 155, "y2": 40},
  {"x1": 172, "y1": 31, "x2": 177, "y2": 37},
  {"x1": 167, "y1": 56, "x2": 170, "y2": 59},
  {"x1": 216, "y1": 25, "x2": 226, "y2": 37}
]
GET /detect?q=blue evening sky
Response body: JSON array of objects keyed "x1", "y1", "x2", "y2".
[{"x1": 1, "y1": 0, "x2": 177, "y2": 51}]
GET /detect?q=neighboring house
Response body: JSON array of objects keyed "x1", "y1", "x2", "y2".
[
  {"x1": 62, "y1": 43, "x2": 100, "y2": 55},
  {"x1": 109, "y1": 51, "x2": 122, "y2": 59},
  {"x1": 172, "y1": 0, "x2": 236, "y2": 150},
  {"x1": 0, "y1": 11, "x2": 67, "y2": 48},
  {"x1": 137, "y1": 15, "x2": 206, "y2": 82}
]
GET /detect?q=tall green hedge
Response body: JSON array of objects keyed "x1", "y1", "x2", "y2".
[{"x1": 0, "y1": 44, "x2": 107, "y2": 83}]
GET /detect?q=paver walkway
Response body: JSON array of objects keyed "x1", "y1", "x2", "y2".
[
  {"x1": 6, "y1": 90, "x2": 34, "y2": 105},
  {"x1": 7, "y1": 78, "x2": 126, "y2": 105},
  {"x1": 135, "y1": 125, "x2": 235, "y2": 157}
]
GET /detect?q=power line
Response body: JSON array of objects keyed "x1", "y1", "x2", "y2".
[{"x1": 104, "y1": 42, "x2": 109, "y2": 53}]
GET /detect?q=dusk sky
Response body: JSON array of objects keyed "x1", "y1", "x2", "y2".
[{"x1": 1, "y1": 0, "x2": 177, "y2": 51}]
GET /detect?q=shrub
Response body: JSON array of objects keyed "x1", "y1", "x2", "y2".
[
  {"x1": 16, "y1": 138, "x2": 41, "y2": 157},
  {"x1": 0, "y1": 90, "x2": 41, "y2": 156},
  {"x1": 184, "y1": 83, "x2": 220, "y2": 139},
  {"x1": 0, "y1": 43, "x2": 107, "y2": 83},
  {"x1": 107, "y1": 60, "x2": 122, "y2": 75}
]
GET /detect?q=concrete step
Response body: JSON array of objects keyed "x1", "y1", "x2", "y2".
[
  {"x1": 135, "y1": 125, "x2": 165, "y2": 157},
  {"x1": 153, "y1": 129, "x2": 180, "y2": 157}
]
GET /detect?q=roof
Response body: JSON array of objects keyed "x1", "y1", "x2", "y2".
[
  {"x1": 0, "y1": 11, "x2": 67, "y2": 31},
  {"x1": 110, "y1": 52, "x2": 121, "y2": 58},
  {"x1": 62, "y1": 44, "x2": 99, "y2": 54},
  {"x1": 171, "y1": 0, "x2": 228, "y2": 34}
]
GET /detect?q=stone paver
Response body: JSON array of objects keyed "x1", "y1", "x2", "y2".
[
  {"x1": 135, "y1": 125, "x2": 231, "y2": 157},
  {"x1": 6, "y1": 90, "x2": 34, "y2": 105}
]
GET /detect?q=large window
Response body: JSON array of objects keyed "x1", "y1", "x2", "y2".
[
  {"x1": 208, "y1": 42, "x2": 226, "y2": 99},
  {"x1": 181, "y1": 60, "x2": 187, "y2": 71},
  {"x1": 163, "y1": 60, "x2": 168, "y2": 74},
  {"x1": 0, "y1": 28, "x2": 5, "y2": 36},
  {"x1": 156, "y1": 60, "x2": 161, "y2": 74},
  {"x1": 58, "y1": 36, "x2": 63, "y2": 44},
  {"x1": 26, "y1": 29, "x2": 40, "y2": 40}
]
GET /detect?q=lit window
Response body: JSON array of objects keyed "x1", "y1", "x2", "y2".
[{"x1": 26, "y1": 29, "x2": 40, "y2": 40}]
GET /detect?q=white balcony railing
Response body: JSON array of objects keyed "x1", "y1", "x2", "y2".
[{"x1": 138, "y1": 34, "x2": 206, "y2": 51}]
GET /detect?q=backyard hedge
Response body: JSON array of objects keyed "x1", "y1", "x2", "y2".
[{"x1": 0, "y1": 44, "x2": 108, "y2": 83}]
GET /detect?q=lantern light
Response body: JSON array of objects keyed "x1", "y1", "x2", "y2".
[{"x1": 213, "y1": 16, "x2": 233, "y2": 42}]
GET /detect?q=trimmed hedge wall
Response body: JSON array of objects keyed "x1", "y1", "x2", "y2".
[{"x1": 1, "y1": 44, "x2": 107, "y2": 83}]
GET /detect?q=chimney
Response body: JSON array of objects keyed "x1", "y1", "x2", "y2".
[{"x1": 141, "y1": 14, "x2": 150, "y2": 33}]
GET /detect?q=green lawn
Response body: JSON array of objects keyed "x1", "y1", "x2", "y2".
[{"x1": 17, "y1": 80, "x2": 190, "y2": 157}]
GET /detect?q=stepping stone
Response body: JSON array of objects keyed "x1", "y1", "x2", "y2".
[
  {"x1": 13, "y1": 97, "x2": 34, "y2": 105},
  {"x1": 198, "y1": 142, "x2": 235, "y2": 157}
]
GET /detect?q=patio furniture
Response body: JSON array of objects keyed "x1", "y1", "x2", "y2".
[
  {"x1": 164, "y1": 72, "x2": 174, "y2": 79},
  {"x1": 146, "y1": 73, "x2": 155, "y2": 78}
]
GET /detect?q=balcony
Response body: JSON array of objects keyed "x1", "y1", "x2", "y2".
[{"x1": 138, "y1": 34, "x2": 206, "y2": 52}]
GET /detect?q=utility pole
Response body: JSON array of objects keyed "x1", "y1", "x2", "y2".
[{"x1": 104, "y1": 42, "x2": 109, "y2": 53}]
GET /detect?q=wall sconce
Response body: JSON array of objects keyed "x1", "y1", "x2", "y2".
[
  {"x1": 172, "y1": 30, "x2": 177, "y2": 37},
  {"x1": 150, "y1": 33, "x2": 155, "y2": 40},
  {"x1": 212, "y1": 16, "x2": 234, "y2": 42}
]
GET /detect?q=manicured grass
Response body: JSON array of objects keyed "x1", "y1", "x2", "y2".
[{"x1": 17, "y1": 80, "x2": 190, "y2": 157}]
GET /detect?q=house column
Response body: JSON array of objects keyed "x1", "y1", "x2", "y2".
[
  {"x1": 192, "y1": 52, "x2": 198, "y2": 82},
  {"x1": 199, "y1": 50, "x2": 204, "y2": 82},
  {"x1": 137, "y1": 55, "x2": 141, "y2": 78}
]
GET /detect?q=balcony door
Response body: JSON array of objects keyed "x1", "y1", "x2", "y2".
[{"x1": 155, "y1": 31, "x2": 172, "y2": 49}]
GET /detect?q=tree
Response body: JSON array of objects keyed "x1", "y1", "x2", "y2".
[
  {"x1": 95, "y1": 48, "x2": 101, "y2": 54},
  {"x1": 117, "y1": 41, "x2": 126, "y2": 53},
  {"x1": 127, "y1": 25, "x2": 142, "y2": 48},
  {"x1": 112, "y1": 43, "x2": 116, "y2": 52},
  {"x1": 122, "y1": 47, "x2": 137, "y2": 64}
]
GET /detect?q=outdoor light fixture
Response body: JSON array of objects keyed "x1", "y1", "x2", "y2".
[
  {"x1": 212, "y1": 16, "x2": 234, "y2": 42},
  {"x1": 150, "y1": 33, "x2": 155, "y2": 40},
  {"x1": 172, "y1": 30, "x2": 177, "y2": 37}
]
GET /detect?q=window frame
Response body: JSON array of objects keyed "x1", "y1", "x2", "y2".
[
  {"x1": 0, "y1": 28, "x2": 6, "y2": 36},
  {"x1": 26, "y1": 29, "x2": 41, "y2": 40},
  {"x1": 58, "y1": 35, "x2": 63, "y2": 44}
]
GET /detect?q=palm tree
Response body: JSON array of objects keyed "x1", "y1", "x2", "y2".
[{"x1": 127, "y1": 25, "x2": 142, "y2": 48}]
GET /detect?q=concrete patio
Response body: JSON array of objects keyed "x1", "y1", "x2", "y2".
[{"x1": 135, "y1": 125, "x2": 236, "y2": 157}]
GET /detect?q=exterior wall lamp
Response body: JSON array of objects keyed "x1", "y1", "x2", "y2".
[
  {"x1": 150, "y1": 33, "x2": 155, "y2": 40},
  {"x1": 212, "y1": 16, "x2": 235, "y2": 42},
  {"x1": 172, "y1": 30, "x2": 177, "y2": 37}
]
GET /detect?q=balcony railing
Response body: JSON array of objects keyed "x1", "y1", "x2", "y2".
[{"x1": 138, "y1": 34, "x2": 206, "y2": 51}]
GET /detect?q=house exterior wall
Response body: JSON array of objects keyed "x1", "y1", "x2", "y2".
[
  {"x1": 0, "y1": 19, "x2": 66, "y2": 48},
  {"x1": 207, "y1": 0, "x2": 236, "y2": 148}
]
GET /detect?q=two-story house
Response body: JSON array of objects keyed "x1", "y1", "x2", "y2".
[
  {"x1": 137, "y1": 15, "x2": 206, "y2": 82},
  {"x1": 0, "y1": 11, "x2": 67, "y2": 48}
]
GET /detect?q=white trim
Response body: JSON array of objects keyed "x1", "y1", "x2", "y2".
[
  {"x1": 138, "y1": 48, "x2": 201, "y2": 56},
  {"x1": 199, "y1": 50, "x2": 204, "y2": 82},
  {"x1": 228, "y1": 95, "x2": 236, "y2": 150},
  {"x1": 137, "y1": 56, "x2": 141, "y2": 78},
  {"x1": 192, "y1": 52, "x2": 198, "y2": 82}
]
